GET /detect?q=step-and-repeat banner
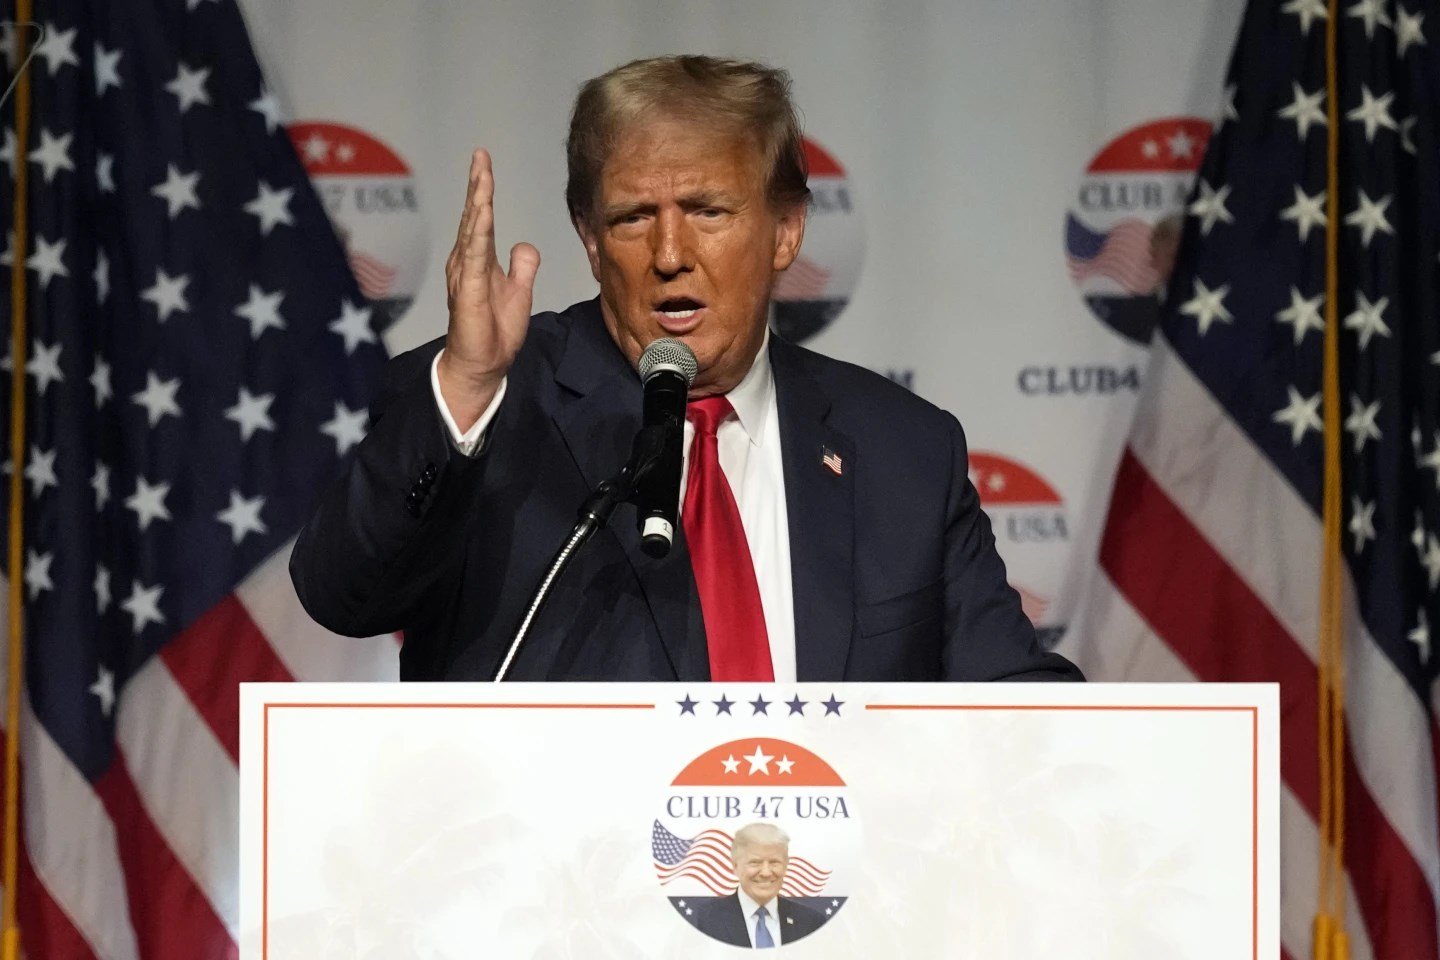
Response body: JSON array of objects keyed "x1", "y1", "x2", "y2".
[{"x1": 235, "y1": 0, "x2": 1246, "y2": 648}]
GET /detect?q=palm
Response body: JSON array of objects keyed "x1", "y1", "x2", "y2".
[{"x1": 439, "y1": 148, "x2": 540, "y2": 423}]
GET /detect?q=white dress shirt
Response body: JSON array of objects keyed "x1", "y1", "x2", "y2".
[
  {"x1": 735, "y1": 888, "x2": 781, "y2": 948},
  {"x1": 430, "y1": 333, "x2": 797, "y2": 681}
]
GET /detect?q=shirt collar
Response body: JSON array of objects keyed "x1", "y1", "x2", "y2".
[{"x1": 723, "y1": 327, "x2": 774, "y2": 447}]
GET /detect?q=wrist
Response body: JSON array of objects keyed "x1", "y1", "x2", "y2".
[{"x1": 436, "y1": 350, "x2": 505, "y2": 431}]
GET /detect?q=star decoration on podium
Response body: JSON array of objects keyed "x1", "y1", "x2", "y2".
[
  {"x1": 743, "y1": 745, "x2": 773, "y2": 774},
  {"x1": 668, "y1": 691, "x2": 854, "y2": 716}
]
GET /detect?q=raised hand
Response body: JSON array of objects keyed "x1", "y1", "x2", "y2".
[{"x1": 436, "y1": 148, "x2": 541, "y2": 430}]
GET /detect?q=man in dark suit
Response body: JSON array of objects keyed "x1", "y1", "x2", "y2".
[
  {"x1": 691, "y1": 823, "x2": 826, "y2": 948},
  {"x1": 289, "y1": 55, "x2": 1081, "y2": 684}
]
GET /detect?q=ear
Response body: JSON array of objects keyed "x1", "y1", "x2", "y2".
[
  {"x1": 771, "y1": 202, "x2": 807, "y2": 272},
  {"x1": 573, "y1": 215, "x2": 604, "y2": 283}
]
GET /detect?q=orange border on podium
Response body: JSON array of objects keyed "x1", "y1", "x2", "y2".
[{"x1": 260, "y1": 700, "x2": 1260, "y2": 960}]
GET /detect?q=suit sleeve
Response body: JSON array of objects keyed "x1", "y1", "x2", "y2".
[
  {"x1": 289, "y1": 340, "x2": 490, "y2": 637},
  {"x1": 939, "y1": 413, "x2": 1084, "y2": 681}
]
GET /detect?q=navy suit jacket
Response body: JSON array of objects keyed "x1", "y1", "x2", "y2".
[
  {"x1": 691, "y1": 892, "x2": 826, "y2": 947},
  {"x1": 290, "y1": 298, "x2": 1081, "y2": 682}
]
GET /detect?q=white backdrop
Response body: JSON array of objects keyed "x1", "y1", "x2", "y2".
[{"x1": 235, "y1": 0, "x2": 1247, "y2": 645}]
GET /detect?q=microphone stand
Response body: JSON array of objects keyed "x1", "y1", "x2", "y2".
[{"x1": 492, "y1": 423, "x2": 672, "y2": 681}]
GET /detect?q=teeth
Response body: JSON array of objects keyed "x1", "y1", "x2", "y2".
[{"x1": 659, "y1": 309, "x2": 697, "y2": 319}]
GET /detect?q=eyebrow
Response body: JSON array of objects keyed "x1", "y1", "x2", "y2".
[{"x1": 601, "y1": 191, "x2": 740, "y2": 220}]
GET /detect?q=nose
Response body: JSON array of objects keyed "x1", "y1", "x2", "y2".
[{"x1": 651, "y1": 208, "x2": 694, "y2": 278}]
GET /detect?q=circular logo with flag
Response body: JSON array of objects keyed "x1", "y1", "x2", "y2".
[
  {"x1": 1065, "y1": 117, "x2": 1212, "y2": 344},
  {"x1": 971, "y1": 451, "x2": 1070, "y2": 647},
  {"x1": 770, "y1": 138, "x2": 865, "y2": 344},
  {"x1": 288, "y1": 121, "x2": 427, "y2": 331},
  {"x1": 654, "y1": 738, "x2": 856, "y2": 947}
]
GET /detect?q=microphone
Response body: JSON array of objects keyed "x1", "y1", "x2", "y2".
[
  {"x1": 0, "y1": 24, "x2": 46, "y2": 112},
  {"x1": 495, "y1": 337, "x2": 696, "y2": 680},
  {"x1": 633, "y1": 338, "x2": 698, "y2": 557}
]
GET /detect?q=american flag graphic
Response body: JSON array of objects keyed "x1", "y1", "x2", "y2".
[
  {"x1": 821, "y1": 446, "x2": 843, "y2": 476},
  {"x1": 1064, "y1": 214, "x2": 1164, "y2": 295},
  {"x1": 0, "y1": 2, "x2": 394, "y2": 957},
  {"x1": 773, "y1": 255, "x2": 831, "y2": 301},
  {"x1": 1073, "y1": 2, "x2": 1439, "y2": 958},
  {"x1": 346, "y1": 248, "x2": 397, "y2": 301},
  {"x1": 651, "y1": 821, "x2": 831, "y2": 898}
]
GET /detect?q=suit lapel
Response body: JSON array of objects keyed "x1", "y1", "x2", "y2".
[
  {"x1": 550, "y1": 302, "x2": 709, "y2": 680},
  {"x1": 771, "y1": 337, "x2": 855, "y2": 681}
]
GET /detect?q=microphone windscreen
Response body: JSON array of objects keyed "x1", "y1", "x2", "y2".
[{"x1": 638, "y1": 338, "x2": 699, "y2": 386}]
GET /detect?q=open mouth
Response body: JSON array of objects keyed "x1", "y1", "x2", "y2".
[{"x1": 654, "y1": 296, "x2": 706, "y2": 320}]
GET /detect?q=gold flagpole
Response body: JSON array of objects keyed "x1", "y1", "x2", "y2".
[
  {"x1": 1315, "y1": 0, "x2": 1348, "y2": 958},
  {"x1": 1, "y1": 4, "x2": 35, "y2": 959}
]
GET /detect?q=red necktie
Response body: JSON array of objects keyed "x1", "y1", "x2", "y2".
[{"x1": 683, "y1": 397, "x2": 774, "y2": 681}]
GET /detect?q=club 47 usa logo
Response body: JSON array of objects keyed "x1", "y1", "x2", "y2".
[
  {"x1": 770, "y1": 138, "x2": 865, "y2": 344},
  {"x1": 289, "y1": 121, "x2": 428, "y2": 331},
  {"x1": 972, "y1": 451, "x2": 1070, "y2": 647},
  {"x1": 1064, "y1": 118, "x2": 1212, "y2": 344},
  {"x1": 654, "y1": 738, "x2": 858, "y2": 947}
]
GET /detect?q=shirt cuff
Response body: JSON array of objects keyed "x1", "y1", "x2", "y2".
[{"x1": 431, "y1": 350, "x2": 507, "y2": 457}]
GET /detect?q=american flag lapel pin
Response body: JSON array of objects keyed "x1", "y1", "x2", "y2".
[{"x1": 821, "y1": 446, "x2": 843, "y2": 476}]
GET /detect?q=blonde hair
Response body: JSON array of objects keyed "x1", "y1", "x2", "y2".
[
  {"x1": 730, "y1": 822, "x2": 791, "y2": 863},
  {"x1": 566, "y1": 55, "x2": 811, "y2": 225}
]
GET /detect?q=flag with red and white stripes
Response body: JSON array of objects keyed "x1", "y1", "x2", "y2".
[
  {"x1": 1063, "y1": 216, "x2": 1164, "y2": 296},
  {"x1": 1069, "y1": 1, "x2": 1439, "y2": 958},
  {"x1": 0, "y1": 2, "x2": 395, "y2": 957},
  {"x1": 651, "y1": 821, "x2": 832, "y2": 898}
]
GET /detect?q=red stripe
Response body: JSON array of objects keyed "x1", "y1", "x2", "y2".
[
  {"x1": 784, "y1": 862, "x2": 830, "y2": 879},
  {"x1": 781, "y1": 882, "x2": 825, "y2": 895},
  {"x1": 1067, "y1": 255, "x2": 1159, "y2": 293},
  {"x1": 659, "y1": 860, "x2": 735, "y2": 883},
  {"x1": 18, "y1": 843, "x2": 99, "y2": 960},
  {"x1": 0, "y1": 737, "x2": 103, "y2": 960},
  {"x1": 657, "y1": 857, "x2": 736, "y2": 884},
  {"x1": 787, "y1": 856, "x2": 831, "y2": 872},
  {"x1": 161, "y1": 594, "x2": 294, "y2": 762},
  {"x1": 93, "y1": 752, "x2": 237, "y2": 960},
  {"x1": 1101, "y1": 449, "x2": 1439, "y2": 960}
]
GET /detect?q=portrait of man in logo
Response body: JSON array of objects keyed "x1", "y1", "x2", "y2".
[
  {"x1": 690, "y1": 823, "x2": 827, "y2": 948},
  {"x1": 655, "y1": 738, "x2": 853, "y2": 946}
]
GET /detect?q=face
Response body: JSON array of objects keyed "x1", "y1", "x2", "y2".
[
  {"x1": 576, "y1": 118, "x2": 806, "y2": 397},
  {"x1": 734, "y1": 840, "x2": 789, "y2": 905}
]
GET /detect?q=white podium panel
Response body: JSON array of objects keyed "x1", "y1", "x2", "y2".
[{"x1": 240, "y1": 683, "x2": 1277, "y2": 958}]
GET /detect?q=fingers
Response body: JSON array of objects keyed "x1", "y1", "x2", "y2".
[
  {"x1": 463, "y1": 156, "x2": 496, "y2": 265},
  {"x1": 451, "y1": 149, "x2": 495, "y2": 263},
  {"x1": 508, "y1": 242, "x2": 541, "y2": 292},
  {"x1": 453, "y1": 149, "x2": 484, "y2": 247}
]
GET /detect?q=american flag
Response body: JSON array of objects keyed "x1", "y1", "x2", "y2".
[
  {"x1": 1063, "y1": 215, "x2": 1165, "y2": 295},
  {"x1": 772, "y1": 255, "x2": 831, "y2": 301},
  {"x1": 653, "y1": 820, "x2": 739, "y2": 896},
  {"x1": 1070, "y1": 1, "x2": 1439, "y2": 958},
  {"x1": 0, "y1": 2, "x2": 396, "y2": 957},
  {"x1": 651, "y1": 821, "x2": 831, "y2": 898},
  {"x1": 345, "y1": 249, "x2": 397, "y2": 301}
]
